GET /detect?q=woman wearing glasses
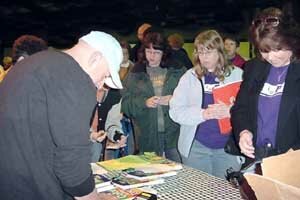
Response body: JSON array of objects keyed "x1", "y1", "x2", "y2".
[
  {"x1": 227, "y1": 7, "x2": 300, "y2": 168},
  {"x1": 169, "y1": 30, "x2": 243, "y2": 178},
  {"x1": 121, "y1": 31, "x2": 186, "y2": 162}
]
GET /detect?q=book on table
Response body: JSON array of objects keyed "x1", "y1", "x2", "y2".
[
  {"x1": 90, "y1": 163, "x2": 107, "y2": 175},
  {"x1": 94, "y1": 174, "x2": 115, "y2": 192},
  {"x1": 98, "y1": 187, "x2": 143, "y2": 200},
  {"x1": 96, "y1": 184, "x2": 115, "y2": 193},
  {"x1": 122, "y1": 163, "x2": 180, "y2": 180},
  {"x1": 139, "y1": 152, "x2": 181, "y2": 165},
  {"x1": 212, "y1": 80, "x2": 242, "y2": 135},
  {"x1": 97, "y1": 152, "x2": 183, "y2": 171},
  {"x1": 94, "y1": 174, "x2": 111, "y2": 188},
  {"x1": 112, "y1": 176, "x2": 164, "y2": 190},
  {"x1": 97, "y1": 155, "x2": 150, "y2": 171},
  {"x1": 98, "y1": 187, "x2": 157, "y2": 200},
  {"x1": 124, "y1": 169, "x2": 176, "y2": 181}
]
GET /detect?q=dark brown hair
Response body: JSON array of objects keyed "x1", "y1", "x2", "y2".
[
  {"x1": 250, "y1": 7, "x2": 300, "y2": 60},
  {"x1": 12, "y1": 35, "x2": 48, "y2": 64},
  {"x1": 139, "y1": 31, "x2": 171, "y2": 66},
  {"x1": 119, "y1": 40, "x2": 132, "y2": 57},
  {"x1": 223, "y1": 34, "x2": 240, "y2": 47},
  {"x1": 168, "y1": 33, "x2": 184, "y2": 49}
]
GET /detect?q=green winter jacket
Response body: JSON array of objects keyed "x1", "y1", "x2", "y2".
[{"x1": 121, "y1": 62, "x2": 186, "y2": 154}]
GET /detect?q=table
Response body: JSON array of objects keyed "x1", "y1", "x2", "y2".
[
  {"x1": 103, "y1": 165, "x2": 242, "y2": 200},
  {"x1": 152, "y1": 166, "x2": 242, "y2": 200}
]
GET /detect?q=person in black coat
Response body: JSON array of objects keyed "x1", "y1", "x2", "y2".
[
  {"x1": 226, "y1": 7, "x2": 300, "y2": 168},
  {"x1": 167, "y1": 33, "x2": 193, "y2": 69}
]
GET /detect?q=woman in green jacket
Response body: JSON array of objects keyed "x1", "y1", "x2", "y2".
[{"x1": 121, "y1": 31, "x2": 186, "y2": 162}]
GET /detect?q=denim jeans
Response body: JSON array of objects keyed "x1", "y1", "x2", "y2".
[
  {"x1": 181, "y1": 139, "x2": 241, "y2": 179},
  {"x1": 163, "y1": 147, "x2": 182, "y2": 163},
  {"x1": 158, "y1": 133, "x2": 182, "y2": 163},
  {"x1": 91, "y1": 142, "x2": 102, "y2": 162}
]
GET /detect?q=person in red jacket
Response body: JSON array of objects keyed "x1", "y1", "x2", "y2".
[{"x1": 224, "y1": 34, "x2": 246, "y2": 69}]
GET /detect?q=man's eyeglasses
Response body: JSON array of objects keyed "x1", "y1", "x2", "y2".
[{"x1": 252, "y1": 17, "x2": 280, "y2": 27}]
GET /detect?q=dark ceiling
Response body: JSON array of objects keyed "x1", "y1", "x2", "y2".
[{"x1": 0, "y1": 0, "x2": 290, "y2": 48}]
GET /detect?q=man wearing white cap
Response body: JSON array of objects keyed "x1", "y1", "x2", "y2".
[
  {"x1": 0, "y1": 31, "x2": 122, "y2": 200},
  {"x1": 77, "y1": 31, "x2": 123, "y2": 90}
]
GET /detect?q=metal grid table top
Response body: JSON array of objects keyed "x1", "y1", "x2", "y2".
[{"x1": 152, "y1": 165, "x2": 242, "y2": 200}]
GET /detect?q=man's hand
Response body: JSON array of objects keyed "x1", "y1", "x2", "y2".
[
  {"x1": 97, "y1": 193, "x2": 118, "y2": 200},
  {"x1": 75, "y1": 189, "x2": 118, "y2": 200},
  {"x1": 158, "y1": 95, "x2": 172, "y2": 106},
  {"x1": 90, "y1": 130, "x2": 107, "y2": 142},
  {"x1": 116, "y1": 135, "x2": 128, "y2": 148}
]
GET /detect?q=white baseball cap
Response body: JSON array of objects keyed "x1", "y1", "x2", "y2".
[{"x1": 80, "y1": 31, "x2": 123, "y2": 89}]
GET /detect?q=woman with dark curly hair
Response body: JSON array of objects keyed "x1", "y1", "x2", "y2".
[{"x1": 121, "y1": 31, "x2": 186, "y2": 162}]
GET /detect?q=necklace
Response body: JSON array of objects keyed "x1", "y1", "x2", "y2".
[{"x1": 276, "y1": 66, "x2": 288, "y2": 82}]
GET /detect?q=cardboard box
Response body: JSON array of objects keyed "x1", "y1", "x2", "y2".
[{"x1": 244, "y1": 150, "x2": 300, "y2": 200}]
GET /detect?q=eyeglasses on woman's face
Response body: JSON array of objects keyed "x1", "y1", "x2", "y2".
[
  {"x1": 252, "y1": 17, "x2": 280, "y2": 27},
  {"x1": 195, "y1": 49, "x2": 217, "y2": 57},
  {"x1": 145, "y1": 49, "x2": 163, "y2": 56}
]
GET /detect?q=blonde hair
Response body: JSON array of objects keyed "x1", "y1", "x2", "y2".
[
  {"x1": 193, "y1": 30, "x2": 231, "y2": 81},
  {"x1": 3, "y1": 56, "x2": 12, "y2": 65}
]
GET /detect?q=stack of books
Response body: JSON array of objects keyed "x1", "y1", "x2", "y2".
[
  {"x1": 94, "y1": 174, "x2": 114, "y2": 192},
  {"x1": 92, "y1": 153, "x2": 182, "y2": 196},
  {"x1": 97, "y1": 152, "x2": 182, "y2": 171}
]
